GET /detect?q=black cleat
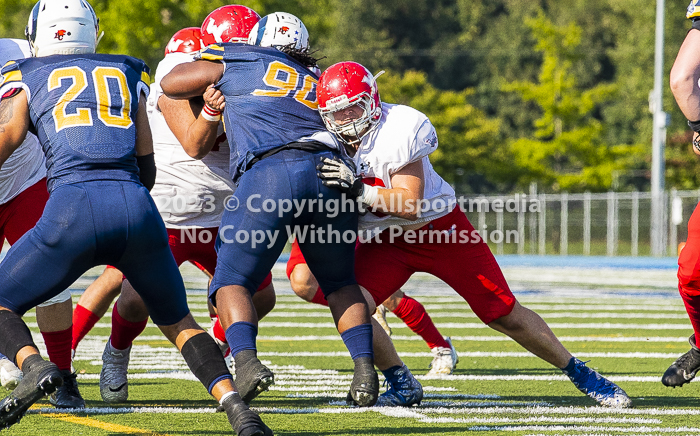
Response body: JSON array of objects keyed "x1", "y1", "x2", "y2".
[
  {"x1": 234, "y1": 351, "x2": 274, "y2": 404},
  {"x1": 347, "y1": 356, "x2": 379, "y2": 407},
  {"x1": 50, "y1": 371, "x2": 85, "y2": 409},
  {"x1": 663, "y1": 334, "x2": 700, "y2": 387},
  {"x1": 222, "y1": 393, "x2": 273, "y2": 436},
  {"x1": 0, "y1": 357, "x2": 62, "y2": 429}
]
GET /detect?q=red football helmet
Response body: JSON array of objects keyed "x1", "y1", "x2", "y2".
[
  {"x1": 200, "y1": 5, "x2": 260, "y2": 46},
  {"x1": 164, "y1": 27, "x2": 202, "y2": 55},
  {"x1": 317, "y1": 62, "x2": 382, "y2": 144}
]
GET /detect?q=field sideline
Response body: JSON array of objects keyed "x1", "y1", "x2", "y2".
[{"x1": 5, "y1": 259, "x2": 698, "y2": 436}]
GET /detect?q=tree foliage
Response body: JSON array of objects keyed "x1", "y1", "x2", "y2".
[
  {"x1": 0, "y1": 0, "x2": 694, "y2": 193},
  {"x1": 502, "y1": 13, "x2": 646, "y2": 192}
]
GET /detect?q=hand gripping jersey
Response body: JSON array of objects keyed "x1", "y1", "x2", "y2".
[
  {"x1": 197, "y1": 43, "x2": 337, "y2": 182},
  {"x1": 0, "y1": 39, "x2": 45, "y2": 204},
  {"x1": 147, "y1": 52, "x2": 234, "y2": 228},
  {"x1": 352, "y1": 103, "x2": 456, "y2": 237},
  {"x1": 0, "y1": 54, "x2": 150, "y2": 193}
]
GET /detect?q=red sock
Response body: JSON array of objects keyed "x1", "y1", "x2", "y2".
[
  {"x1": 42, "y1": 327, "x2": 73, "y2": 371},
  {"x1": 109, "y1": 303, "x2": 148, "y2": 351},
  {"x1": 311, "y1": 288, "x2": 329, "y2": 306},
  {"x1": 72, "y1": 304, "x2": 101, "y2": 351},
  {"x1": 680, "y1": 284, "x2": 700, "y2": 348},
  {"x1": 212, "y1": 316, "x2": 227, "y2": 344},
  {"x1": 392, "y1": 296, "x2": 449, "y2": 349}
]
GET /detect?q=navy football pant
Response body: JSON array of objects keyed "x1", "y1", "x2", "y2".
[
  {"x1": 0, "y1": 181, "x2": 189, "y2": 326},
  {"x1": 210, "y1": 148, "x2": 358, "y2": 303}
]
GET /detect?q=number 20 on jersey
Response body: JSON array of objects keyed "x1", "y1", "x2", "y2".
[{"x1": 49, "y1": 66, "x2": 133, "y2": 132}]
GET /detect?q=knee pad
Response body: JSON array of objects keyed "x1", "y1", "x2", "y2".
[{"x1": 36, "y1": 289, "x2": 72, "y2": 307}]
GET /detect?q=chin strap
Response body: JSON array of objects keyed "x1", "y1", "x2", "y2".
[{"x1": 96, "y1": 30, "x2": 104, "y2": 48}]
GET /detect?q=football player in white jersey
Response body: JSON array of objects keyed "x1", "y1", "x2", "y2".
[
  {"x1": 0, "y1": 38, "x2": 84, "y2": 409},
  {"x1": 314, "y1": 61, "x2": 632, "y2": 408},
  {"x1": 97, "y1": 14, "x2": 277, "y2": 405}
]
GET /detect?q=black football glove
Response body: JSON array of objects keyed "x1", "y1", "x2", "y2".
[{"x1": 317, "y1": 157, "x2": 365, "y2": 198}]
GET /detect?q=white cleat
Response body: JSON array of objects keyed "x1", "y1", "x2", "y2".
[
  {"x1": 427, "y1": 337, "x2": 459, "y2": 376},
  {"x1": 99, "y1": 342, "x2": 130, "y2": 403},
  {"x1": 0, "y1": 358, "x2": 22, "y2": 390},
  {"x1": 372, "y1": 304, "x2": 392, "y2": 337}
]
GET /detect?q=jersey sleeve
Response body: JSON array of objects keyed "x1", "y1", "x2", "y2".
[
  {"x1": 688, "y1": 0, "x2": 700, "y2": 19},
  {"x1": 0, "y1": 61, "x2": 30, "y2": 102},
  {"x1": 196, "y1": 45, "x2": 225, "y2": 62},
  {"x1": 136, "y1": 61, "x2": 151, "y2": 99},
  {"x1": 388, "y1": 118, "x2": 438, "y2": 174}
]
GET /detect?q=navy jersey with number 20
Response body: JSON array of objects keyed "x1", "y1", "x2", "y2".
[{"x1": 0, "y1": 54, "x2": 150, "y2": 192}]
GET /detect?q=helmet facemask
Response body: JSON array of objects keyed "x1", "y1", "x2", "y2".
[{"x1": 320, "y1": 92, "x2": 378, "y2": 145}]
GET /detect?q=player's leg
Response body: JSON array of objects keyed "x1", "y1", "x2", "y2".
[
  {"x1": 0, "y1": 183, "x2": 101, "y2": 428},
  {"x1": 35, "y1": 291, "x2": 85, "y2": 408},
  {"x1": 117, "y1": 183, "x2": 271, "y2": 435},
  {"x1": 3, "y1": 178, "x2": 85, "y2": 408},
  {"x1": 665, "y1": 202, "x2": 700, "y2": 386},
  {"x1": 72, "y1": 266, "x2": 124, "y2": 353},
  {"x1": 287, "y1": 240, "x2": 329, "y2": 305},
  {"x1": 427, "y1": 208, "x2": 630, "y2": 408},
  {"x1": 98, "y1": 280, "x2": 148, "y2": 403},
  {"x1": 383, "y1": 290, "x2": 458, "y2": 375}
]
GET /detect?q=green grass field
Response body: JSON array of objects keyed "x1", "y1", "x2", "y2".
[{"x1": 4, "y1": 265, "x2": 698, "y2": 436}]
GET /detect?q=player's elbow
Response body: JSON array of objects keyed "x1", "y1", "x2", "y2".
[{"x1": 670, "y1": 67, "x2": 697, "y2": 100}]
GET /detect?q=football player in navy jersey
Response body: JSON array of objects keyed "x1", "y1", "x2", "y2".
[
  {"x1": 161, "y1": 12, "x2": 380, "y2": 407},
  {"x1": 0, "y1": 1, "x2": 271, "y2": 434}
]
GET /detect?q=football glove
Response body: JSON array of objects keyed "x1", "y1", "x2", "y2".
[{"x1": 317, "y1": 157, "x2": 378, "y2": 206}]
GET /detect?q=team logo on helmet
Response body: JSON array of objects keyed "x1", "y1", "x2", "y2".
[
  {"x1": 54, "y1": 30, "x2": 71, "y2": 40},
  {"x1": 278, "y1": 26, "x2": 289, "y2": 34}
]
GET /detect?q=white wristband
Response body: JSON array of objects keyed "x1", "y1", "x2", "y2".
[
  {"x1": 360, "y1": 184, "x2": 379, "y2": 206},
  {"x1": 201, "y1": 104, "x2": 222, "y2": 122}
]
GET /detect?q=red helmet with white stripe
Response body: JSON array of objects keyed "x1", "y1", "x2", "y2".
[
  {"x1": 164, "y1": 27, "x2": 202, "y2": 55},
  {"x1": 200, "y1": 5, "x2": 260, "y2": 46},
  {"x1": 317, "y1": 62, "x2": 382, "y2": 145}
]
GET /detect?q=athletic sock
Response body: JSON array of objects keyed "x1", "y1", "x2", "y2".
[
  {"x1": 392, "y1": 295, "x2": 450, "y2": 349},
  {"x1": 72, "y1": 304, "x2": 101, "y2": 351},
  {"x1": 41, "y1": 327, "x2": 72, "y2": 371},
  {"x1": 225, "y1": 322, "x2": 257, "y2": 359},
  {"x1": 212, "y1": 316, "x2": 228, "y2": 344},
  {"x1": 680, "y1": 284, "x2": 700, "y2": 348},
  {"x1": 340, "y1": 323, "x2": 373, "y2": 360},
  {"x1": 311, "y1": 288, "x2": 329, "y2": 306},
  {"x1": 109, "y1": 303, "x2": 148, "y2": 351}
]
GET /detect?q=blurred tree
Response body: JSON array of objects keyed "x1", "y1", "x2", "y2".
[
  {"x1": 503, "y1": 13, "x2": 646, "y2": 192},
  {"x1": 378, "y1": 70, "x2": 515, "y2": 193}
]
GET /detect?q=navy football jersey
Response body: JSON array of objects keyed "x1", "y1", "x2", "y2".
[
  {"x1": 0, "y1": 54, "x2": 150, "y2": 192},
  {"x1": 197, "y1": 44, "x2": 337, "y2": 182}
]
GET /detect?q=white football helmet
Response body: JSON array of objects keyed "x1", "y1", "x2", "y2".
[
  {"x1": 247, "y1": 12, "x2": 309, "y2": 50},
  {"x1": 25, "y1": 0, "x2": 100, "y2": 57}
]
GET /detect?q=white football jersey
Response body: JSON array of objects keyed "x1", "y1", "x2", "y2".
[
  {"x1": 351, "y1": 103, "x2": 456, "y2": 235},
  {"x1": 148, "y1": 52, "x2": 235, "y2": 228},
  {"x1": 0, "y1": 39, "x2": 46, "y2": 205}
]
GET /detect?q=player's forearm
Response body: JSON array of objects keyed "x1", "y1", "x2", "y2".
[
  {"x1": 671, "y1": 29, "x2": 700, "y2": 121},
  {"x1": 371, "y1": 187, "x2": 423, "y2": 220},
  {"x1": 161, "y1": 61, "x2": 223, "y2": 99},
  {"x1": 181, "y1": 117, "x2": 219, "y2": 160}
]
